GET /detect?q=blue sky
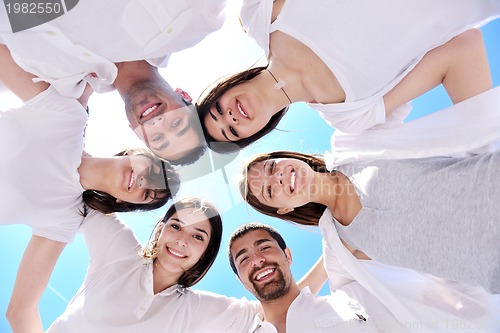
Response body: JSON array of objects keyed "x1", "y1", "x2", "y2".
[{"x1": 0, "y1": 16, "x2": 499, "y2": 333}]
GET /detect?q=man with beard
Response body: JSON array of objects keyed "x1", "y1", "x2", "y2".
[
  {"x1": 0, "y1": 0, "x2": 229, "y2": 164},
  {"x1": 228, "y1": 222, "x2": 381, "y2": 333}
]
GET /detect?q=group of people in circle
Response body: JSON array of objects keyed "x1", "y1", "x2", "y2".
[{"x1": 1, "y1": 0, "x2": 499, "y2": 332}]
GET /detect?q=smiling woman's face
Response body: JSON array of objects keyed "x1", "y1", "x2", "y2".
[
  {"x1": 203, "y1": 80, "x2": 277, "y2": 143},
  {"x1": 107, "y1": 155, "x2": 168, "y2": 204},
  {"x1": 154, "y1": 208, "x2": 212, "y2": 278},
  {"x1": 246, "y1": 157, "x2": 315, "y2": 211}
]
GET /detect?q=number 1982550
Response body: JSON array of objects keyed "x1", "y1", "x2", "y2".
[{"x1": 6, "y1": 2, "x2": 62, "y2": 14}]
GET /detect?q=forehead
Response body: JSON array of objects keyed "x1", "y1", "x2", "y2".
[
  {"x1": 231, "y1": 229, "x2": 274, "y2": 255},
  {"x1": 171, "y1": 207, "x2": 211, "y2": 229}
]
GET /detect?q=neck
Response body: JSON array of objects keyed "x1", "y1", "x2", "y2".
[
  {"x1": 325, "y1": 171, "x2": 361, "y2": 225},
  {"x1": 114, "y1": 60, "x2": 160, "y2": 97},
  {"x1": 77, "y1": 155, "x2": 115, "y2": 192},
  {"x1": 151, "y1": 260, "x2": 182, "y2": 294},
  {"x1": 260, "y1": 282, "x2": 300, "y2": 332},
  {"x1": 266, "y1": 60, "x2": 315, "y2": 104}
]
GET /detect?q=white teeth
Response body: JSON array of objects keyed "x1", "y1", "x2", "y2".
[
  {"x1": 168, "y1": 247, "x2": 186, "y2": 258},
  {"x1": 142, "y1": 104, "x2": 158, "y2": 118},
  {"x1": 290, "y1": 171, "x2": 296, "y2": 193},
  {"x1": 128, "y1": 171, "x2": 135, "y2": 190},
  {"x1": 237, "y1": 101, "x2": 247, "y2": 118},
  {"x1": 256, "y1": 268, "x2": 274, "y2": 281}
]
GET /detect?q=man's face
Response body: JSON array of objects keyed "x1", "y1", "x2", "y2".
[
  {"x1": 230, "y1": 229, "x2": 293, "y2": 301},
  {"x1": 124, "y1": 81, "x2": 203, "y2": 161}
]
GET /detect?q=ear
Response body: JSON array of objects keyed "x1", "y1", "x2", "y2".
[
  {"x1": 115, "y1": 199, "x2": 123, "y2": 203},
  {"x1": 277, "y1": 207, "x2": 294, "y2": 215},
  {"x1": 175, "y1": 88, "x2": 192, "y2": 103},
  {"x1": 284, "y1": 247, "x2": 292, "y2": 265}
]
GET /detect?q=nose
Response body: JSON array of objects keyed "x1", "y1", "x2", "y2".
[
  {"x1": 273, "y1": 170, "x2": 284, "y2": 186},
  {"x1": 144, "y1": 115, "x2": 164, "y2": 128},
  {"x1": 176, "y1": 233, "x2": 188, "y2": 247},
  {"x1": 250, "y1": 252, "x2": 265, "y2": 267},
  {"x1": 224, "y1": 108, "x2": 238, "y2": 125}
]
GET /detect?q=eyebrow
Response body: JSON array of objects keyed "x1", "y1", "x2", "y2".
[
  {"x1": 260, "y1": 162, "x2": 269, "y2": 202},
  {"x1": 208, "y1": 108, "x2": 234, "y2": 142},
  {"x1": 234, "y1": 238, "x2": 272, "y2": 263},
  {"x1": 171, "y1": 218, "x2": 209, "y2": 236}
]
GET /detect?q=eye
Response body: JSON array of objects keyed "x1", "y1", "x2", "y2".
[
  {"x1": 170, "y1": 223, "x2": 181, "y2": 230},
  {"x1": 229, "y1": 126, "x2": 239, "y2": 138},
  {"x1": 144, "y1": 189, "x2": 157, "y2": 201},
  {"x1": 193, "y1": 234, "x2": 204, "y2": 241},
  {"x1": 152, "y1": 133, "x2": 163, "y2": 142},
  {"x1": 239, "y1": 256, "x2": 248, "y2": 264},
  {"x1": 215, "y1": 102, "x2": 223, "y2": 115},
  {"x1": 172, "y1": 118, "x2": 182, "y2": 129},
  {"x1": 267, "y1": 185, "x2": 272, "y2": 199},
  {"x1": 268, "y1": 161, "x2": 275, "y2": 174}
]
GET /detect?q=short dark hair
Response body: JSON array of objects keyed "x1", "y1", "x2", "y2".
[
  {"x1": 143, "y1": 197, "x2": 223, "y2": 288},
  {"x1": 196, "y1": 66, "x2": 289, "y2": 154},
  {"x1": 82, "y1": 148, "x2": 180, "y2": 214},
  {"x1": 228, "y1": 222, "x2": 287, "y2": 276}
]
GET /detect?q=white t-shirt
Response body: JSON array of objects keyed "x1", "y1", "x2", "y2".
[
  {"x1": 240, "y1": 0, "x2": 500, "y2": 132},
  {"x1": 47, "y1": 210, "x2": 260, "y2": 333},
  {"x1": 0, "y1": 0, "x2": 228, "y2": 97},
  {"x1": 319, "y1": 210, "x2": 500, "y2": 332},
  {"x1": 249, "y1": 287, "x2": 375, "y2": 333},
  {"x1": 0, "y1": 87, "x2": 87, "y2": 243},
  {"x1": 325, "y1": 83, "x2": 500, "y2": 167}
]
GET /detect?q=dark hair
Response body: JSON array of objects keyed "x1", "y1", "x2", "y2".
[
  {"x1": 143, "y1": 197, "x2": 223, "y2": 288},
  {"x1": 239, "y1": 151, "x2": 331, "y2": 226},
  {"x1": 228, "y1": 222, "x2": 287, "y2": 276},
  {"x1": 196, "y1": 66, "x2": 289, "y2": 154},
  {"x1": 168, "y1": 104, "x2": 208, "y2": 166},
  {"x1": 82, "y1": 148, "x2": 180, "y2": 214}
]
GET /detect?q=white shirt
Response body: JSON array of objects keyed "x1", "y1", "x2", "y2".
[
  {"x1": 249, "y1": 287, "x2": 375, "y2": 333},
  {"x1": 47, "y1": 210, "x2": 259, "y2": 333},
  {"x1": 240, "y1": 0, "x2": 500, "y2": 133},
  {"x1": 0, "y1": 87, "x2": 86, "y2": 243},
  {"x1": 319, "y1": 210, "x2": 500, "y2": 333},
  {"x1": 325, "y1": 87, "x2": 500, "y2": 168},
  {"x1": 0, "y1": 0, "x2": 227, "y2": 97}
]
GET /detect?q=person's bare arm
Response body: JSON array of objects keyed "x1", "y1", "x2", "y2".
[
  {"x1": 297, "y1": 255, "x2": 328, "y2": 294},
  {"x1": 6, "y1": 235, "x2": 66, "y2": 333},
  {"x1": 384, "y1": 28, "x2": 491, "y2": 115},
  {"x1": 0, "y1": 44, "x2": 49, "y2": 101}
]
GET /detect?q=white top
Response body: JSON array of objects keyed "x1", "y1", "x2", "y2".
[
  {"x1": 240, "y1": 0, "x2": 500, "y2": 132},
  {"x1": 0, "y1": 87, "x2": 87, "y2": 243},
  {"x1": 47, "y1": 210, "x2": 260, "y2": 333},
  {"x1": 0, "y1": 0, "x2": 227, "y2": 97},
  {"x1": 249, "y1": 287, "x2": 375, "y2": 333},
  {"x1": 319, "y1": 210, "x2": 500, "y2": 333},
  {"x1": 325, "y1": 87, "x2": 500, "y2": 168}
]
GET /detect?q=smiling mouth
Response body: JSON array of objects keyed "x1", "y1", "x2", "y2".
[
  {"x1": 138, "y1": 103, "x2": 163, "y2": 124},
  {"x1": 236, "y1": 100, "x2": 249, "y2": 119},
  {"x1": 127, "y1": 170, "x2": 135, "y2": 190},
  {"x1": 254, "y1": 267, "x2": 275, "y2": 281},
  {"x1": 289, "y1": 169, "x2": 296, "y2": 193},
  {"x1": 167, "y1": 247, "x2": 187, "y2": 259}
]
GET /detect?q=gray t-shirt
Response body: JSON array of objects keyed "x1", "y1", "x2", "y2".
[{"x1": 333, "y1": 151, "x2": 499, "y2": 293}]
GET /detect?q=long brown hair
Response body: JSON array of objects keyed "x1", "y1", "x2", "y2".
[
  {"x1": 239, "y1": 151, "x2": 332, "y2": 226},
  {"x1": 142, "y1": 197, "x2": 223, "y2": 288},
  {"x1": 196, "y1": 66, "x2": 289, "y2": 154},
  {"x1": 82, "y1": 148, "x2": 180, "y2": 214}
]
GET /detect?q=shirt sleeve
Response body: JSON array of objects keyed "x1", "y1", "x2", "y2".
[
  {"x1": 79, "y1": 210, "x2": 142, "y2": 272},
  {"x1": 188, "y1": 290, "x2": 261, "y2": 333}
]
